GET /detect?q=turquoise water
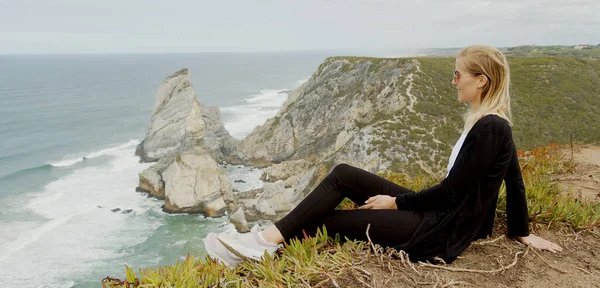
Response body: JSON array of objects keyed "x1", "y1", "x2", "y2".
[{"x1": 0, "y1": 52, "x2": 330, "y2": 287}]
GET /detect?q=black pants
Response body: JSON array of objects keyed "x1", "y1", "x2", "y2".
[{"x1": 274, "y1": 163, "x2": 424, "y2": 247}]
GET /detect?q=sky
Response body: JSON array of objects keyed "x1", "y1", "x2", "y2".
[{"x1": 0, "y1": 0, "x2": 598, "y2": 54}]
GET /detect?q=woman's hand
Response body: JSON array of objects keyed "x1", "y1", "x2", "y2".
[
  {"x1": 358, "y1": 195, "x2": 398, "y2": 210},
  {"x1": 516, "y1": 234, "x2": 563, "y2": 253}
]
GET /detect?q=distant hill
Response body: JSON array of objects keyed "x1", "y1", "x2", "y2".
[
  {"x1": 396, "y1": 45, "x2": 600, "y2": 59},
  {"x1": 503, "y1": 45, "x2": 600, "y2": 59}
]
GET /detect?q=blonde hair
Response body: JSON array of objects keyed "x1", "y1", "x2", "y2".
[{"x1": 457, "y1": 45, "x2": 512, "y2": 131}]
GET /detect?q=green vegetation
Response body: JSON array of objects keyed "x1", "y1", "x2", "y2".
[
  {"x1": 270, "y1": 115, "x2": 280, "y2": 127},
  {"x1": 103, "y1": 143, "x2": 599, "y2": 287},
  {"x1": 400, "y1": 55, "x2": 600, "y2": 152},
  {"x1": 358, "y1": 55, "x2": 600, "y2": 176},
  {"x1": 455, "y1": 56, "x2": 598, "y2": 150},
  {"x1": 305, "y1": 48, "x2": 599, "y2": 179},
  {"x1": 496, "y1": 143, "x2": 600, "y2": 228},
  {"x1": 509, "y1": 57, "x2": 600, "y2": 149},
  {"x1": 103, "y1": 228, "x2": 362, "y2": 288},
  {"x1": 503, "y1": 45, "x2": 600, "y2": 59}
]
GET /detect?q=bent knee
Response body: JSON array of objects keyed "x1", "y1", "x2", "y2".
[{"x1": 332, "y1": 163, "x2": 352, "y2": 175}]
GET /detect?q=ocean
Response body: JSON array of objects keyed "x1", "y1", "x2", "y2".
[{"x1": 0, "y1": 52, "x2": 333, "y2": 287}]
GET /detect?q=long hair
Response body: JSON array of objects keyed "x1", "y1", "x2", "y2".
[{"x1": 457, "y1": 45, "x2": 512, "y2": 130}]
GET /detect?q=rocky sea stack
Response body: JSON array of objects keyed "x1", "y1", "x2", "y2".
[{"x1": 134, "y1": 69, "x2": 238, "y2": 220}]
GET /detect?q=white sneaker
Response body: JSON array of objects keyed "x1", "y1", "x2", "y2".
[
  {"x1": 217, "y1": 225, "x2": 282, "y2": 262},
  {"x1": 203, "y1": 232, "x2": 242, "y2": 267},
  {"x1": 217, "y1": 224, "x2": 261, "y2": 239}
]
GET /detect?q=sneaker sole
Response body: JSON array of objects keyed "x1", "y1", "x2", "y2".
[
  {"x1": 217, "y1": 237, "x2": 262, "y2": 263},
  {"x1": 204, "y1": 235, "x2": 242, "y2": 267}
]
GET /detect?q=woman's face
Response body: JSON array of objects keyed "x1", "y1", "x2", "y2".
[{"x1": 452, "y1": 57, "x2": 483, "y2": 108}]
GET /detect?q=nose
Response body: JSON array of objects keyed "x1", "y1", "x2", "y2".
[{"x1": 452, "y1": 77, "x2": 457, "y2": 86}]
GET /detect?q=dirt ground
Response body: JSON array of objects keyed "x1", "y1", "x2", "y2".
[
  {"x1": 554, "y1": 144, "x2": 600, "y2": 202},
  {"x1": 330, "y1": 145, "x2": 600, "y2": 288},
  {"x1": 330, "y1": 223, "x2": 600, "y2": 288}
]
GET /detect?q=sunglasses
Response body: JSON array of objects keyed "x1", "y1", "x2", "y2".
[
  {"x1": 452, "y1": 70, "x2": 462, "y2": 81},
  {"x1": 453, "y1": 70, "x2": 490, "y2": 82}
]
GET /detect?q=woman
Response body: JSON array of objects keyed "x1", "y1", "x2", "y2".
[{"x1": 204, "y1": 45, "x2": 562, "y2": 266}]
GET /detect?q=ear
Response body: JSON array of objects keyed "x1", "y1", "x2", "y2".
[{"x1": 477, "y1": 75, "x2": 488, "y2": 88}]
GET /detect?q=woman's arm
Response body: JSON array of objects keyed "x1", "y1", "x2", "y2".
[
  {"x1": 358, "y1": 125, "x2": 500, "y2": 211},
  {"x1": 504, "y1": 141, "x2": 529, "y2": 237},
  {"x1": 364, "y1": 118, "x2": 506, "y2": 211},
  {"x1": 505, "y1": 138, "x2": 563, "y2": 252},
  {"x1": 395, "y1": 127, "x2": 501, "y2": 211}
]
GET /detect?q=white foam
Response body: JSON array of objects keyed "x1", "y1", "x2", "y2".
[
  {"x1": 222, "y1": 164, "x2": 264, "y2": 192},
  {"x1": 0, "y1": 208, "x2": 92, "y2": 263},
  {"x1": 0, "y1": 139, "x2": 237, "y2": 287},
  {"x1": 222, "y1": 89, "x2": 291, "y2": 140},
  {"x1": 296, "y1": 78, "x2": 309, "y2": 86},
  {"x1": 221, "y1": 78, "x2": 310, "y2": 140},
  {"x1": 0, "y1": 144, "x2": 160, "y2": 286},
  {"x1": 49, "y1": 139, "x2": 140, "y2": 167}
]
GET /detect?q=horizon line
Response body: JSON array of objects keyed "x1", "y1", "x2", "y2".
[{"x1": 0, "y1": 44, "x2": 596, "y2": 56}]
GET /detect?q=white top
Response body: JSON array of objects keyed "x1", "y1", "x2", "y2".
[
  {"x1": 446, "y1": 129, "x2": 469, "y2": 177},
  {"x1": 446, "y1": 113, "x2": 499, "y2": 177}
]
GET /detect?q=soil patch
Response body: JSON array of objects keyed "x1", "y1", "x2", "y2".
[
  {"x1": 333, "y1": 223, "x2": 600, "y2": 287},
  {"x1": 554, "y1": 144, "x2": 600, "y2": 202}
]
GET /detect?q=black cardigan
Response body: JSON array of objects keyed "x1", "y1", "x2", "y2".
[{"x1": 393, "y1": 114, "x2": 530, "y2": 262}]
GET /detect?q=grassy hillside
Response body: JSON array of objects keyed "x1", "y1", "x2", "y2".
[
  {"x1": 503, "y1": 45, "x2": 600, "y2": 59},
  {"x1": 510, "y1": 57, "x2": 600, "y2": 148},
  {"x1": 414, "y1": 56, "x2": 600, "y2": 150},
  {"x1": 337, "y1": 55, "x2": 600, "y2": 176},
  {"x1": 102, "y1": 143, "x2": 600, "y2": 287}
]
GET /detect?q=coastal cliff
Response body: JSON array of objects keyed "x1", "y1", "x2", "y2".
[{"x1": 135, "y1": 56, "x2": 600, "y2": 225}]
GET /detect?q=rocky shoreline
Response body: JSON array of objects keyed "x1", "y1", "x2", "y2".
[
  {"x1": 133, "y1": 68, "x2": 320, "y2": 232},
  {"x1": 133, "y1": 58, "x2": 453, "y2": 232}
]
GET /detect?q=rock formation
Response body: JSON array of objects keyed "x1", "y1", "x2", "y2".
[
  {"x1": 135, "y1": 69, "x2": 237, "y2": 218},
  {"x1": 230, "y1": 57, "x2": 446, "y2": 204},
  {"x1": 135, "y1": 68, "x2": 239, "y2": 163},
  {"x1": 233, "y1": 58, "x2": 424, "y2": 172},
  {"x1": 162, "y1": 146, "x2": 233, "y2": 216},
  {"x1": 228, "y1": 206, "x2": 250, "y2": 233}
]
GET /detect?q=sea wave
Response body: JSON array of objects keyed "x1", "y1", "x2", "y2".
[
  {"x1": 0, "y1": 164, "x2": 53, "y2": 182},
  {"x1": 49, "y1": 139, "x2": 140, "y2": 167},
  {"x1": 0, "y1": 144, "x2": 160, "y2": 286},
  {"x1": 296, "y1": 78, "x2": 309, "y2": 86},
  {"x1": 221, "y1": 89, "x2": 293, "y2": 140}
]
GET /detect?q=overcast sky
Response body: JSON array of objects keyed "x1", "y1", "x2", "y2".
[{"x1": 0, "y1": 0, "x2": 598, "y2": 54}]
